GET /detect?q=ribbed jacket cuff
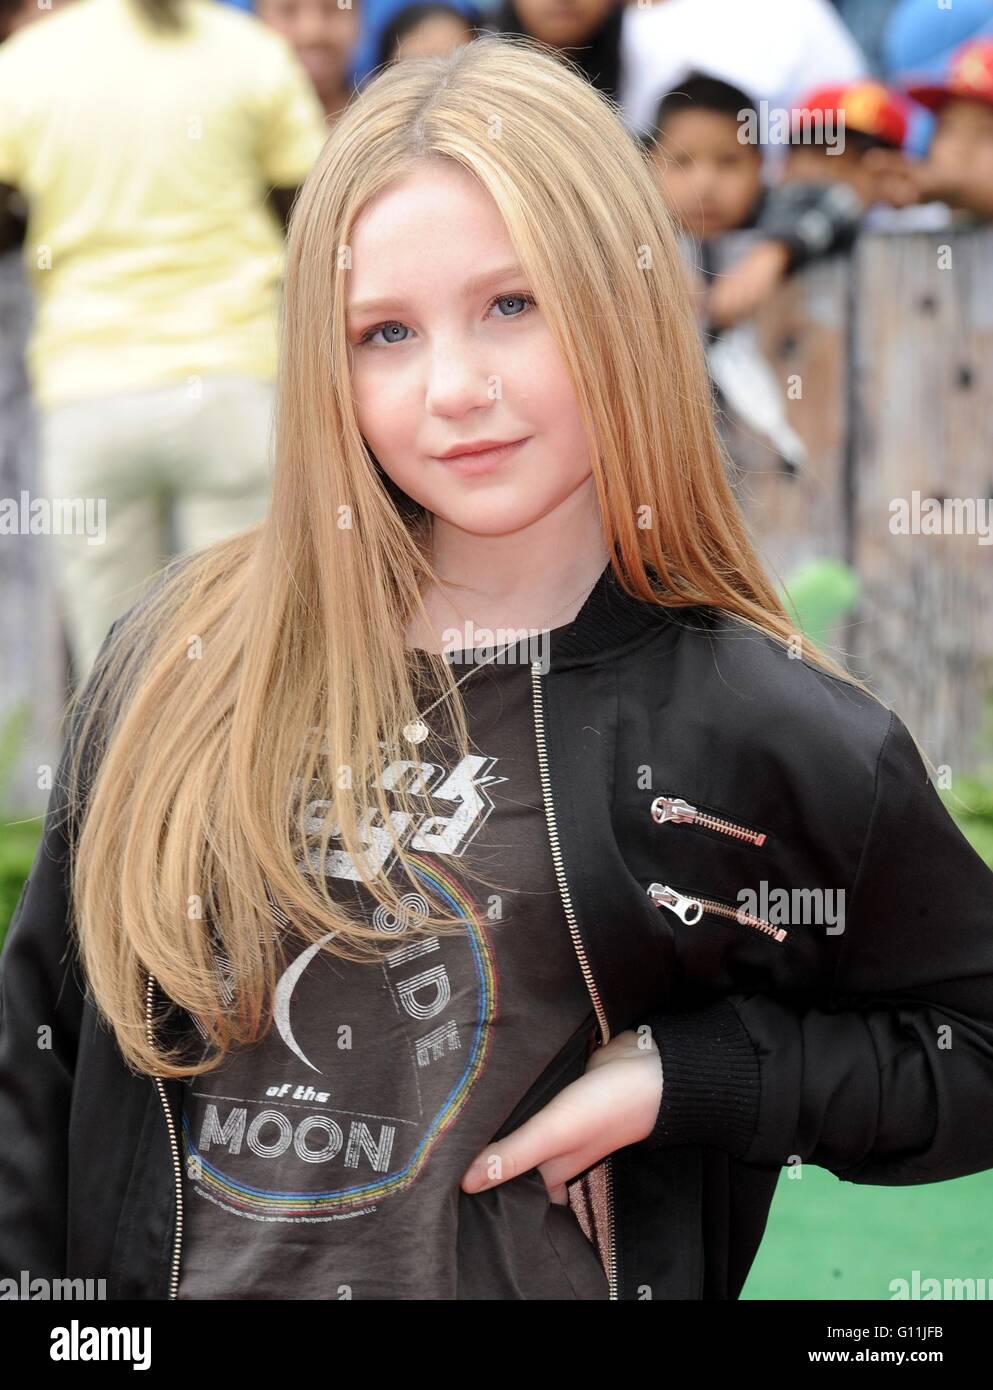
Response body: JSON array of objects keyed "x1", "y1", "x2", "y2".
[{"x1": 631, "y1": 999, "x2": 761, "y2": 1155}]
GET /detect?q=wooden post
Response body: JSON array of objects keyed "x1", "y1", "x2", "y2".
[
  {"x1": 849, "y1": 228, "x2": 993, "y2": 775},
  {"x1": 0, "y1": 252, "x2": 68, "y2": 818},
  {"x1": 719, "y1": 229, "x2": 993, "y2": 774}
]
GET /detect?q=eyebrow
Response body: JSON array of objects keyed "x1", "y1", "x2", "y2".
[{"x1": 347, "y1": 263, "x2": 527, "y2": 318}]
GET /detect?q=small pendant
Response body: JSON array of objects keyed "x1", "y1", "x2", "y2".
[{"x1": 403, "y1": 719, "x2": 431, "y2": 744}]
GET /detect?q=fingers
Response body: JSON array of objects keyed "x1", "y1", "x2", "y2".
[
  {"x1": 461, "y1": 1074, "x2": 601, "y2": 1194},
  {"x1": 535, "y1": 1140, "x2": 606, "y2": 1203},
  {"x1": 461, "y1": 1113, "x2": 561, "y2": 1193},
  {"x1": 460, "y1": 1056, "x2": 653, "y2": 1202}
]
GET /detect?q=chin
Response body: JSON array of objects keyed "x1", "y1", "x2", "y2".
[{"x1": 427, "y1": 500, "x2": 556, "y2": 538}]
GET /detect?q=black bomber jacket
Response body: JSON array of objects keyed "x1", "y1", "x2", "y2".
[{"x1": 3, "y1": 560, "x2": 993, "y2": 1301}]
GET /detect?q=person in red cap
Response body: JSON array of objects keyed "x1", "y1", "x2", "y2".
[
  {"x1": 868, "y1": 37, "x2": 993, "y2": 220},
  {"x1": 702, "y1": 79, "x2": 910, "y2": 329},
  {"x1": 784, "y1": 80, "x2": 912, "y2": 204}
]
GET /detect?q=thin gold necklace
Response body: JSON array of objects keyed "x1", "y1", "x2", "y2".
[{"x1": 401, "y1": 569, "x2": 600, "y2": 745}]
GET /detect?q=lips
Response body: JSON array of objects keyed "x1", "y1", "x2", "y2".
[
  {"x1": 435, "y1": 438, "x2": 525, "y2": 459},
  {"x1": 433, "y1": 437, "x2": 530, "y2": 477}
]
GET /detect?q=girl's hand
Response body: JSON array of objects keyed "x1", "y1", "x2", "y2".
[{"x1": 460, "y1": 1028, "x2": 663, "y2": 1206}]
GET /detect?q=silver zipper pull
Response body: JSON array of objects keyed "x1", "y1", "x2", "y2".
[
  {"x1": 651, "y1": 795, "x2": 697, "y2": 825},
  {"x1": 651, "y1": 793, "x2": 768, "y2": 846},
  {"x1": 647, "y1": 882, "x2": 704, "y2": 925}
]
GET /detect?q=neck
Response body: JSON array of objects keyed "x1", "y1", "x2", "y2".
[{"x1": 406, "y1": 484, "x2": 611, "y2": 652}]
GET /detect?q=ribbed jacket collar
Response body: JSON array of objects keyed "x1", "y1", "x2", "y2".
[{"x1": 550, "y1": 560, "x2": 674, "y2": 668}]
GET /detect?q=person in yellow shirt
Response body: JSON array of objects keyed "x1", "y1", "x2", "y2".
[{"x1": 0, "y1": 0, "x2": 331, "y2": 679}]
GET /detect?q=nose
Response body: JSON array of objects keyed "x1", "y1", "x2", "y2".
[{"x1": 423, "y1": 336, "x2": 496, "y2": 419}]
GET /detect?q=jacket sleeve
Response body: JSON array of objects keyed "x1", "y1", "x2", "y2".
[
  {"x1": 630, "y1": 708, "x2": 993, "y2": 1184},
  {"x1": 0, "y1": 618, "x2": 121, "y2": 1279},
  {"x1": 754, "y1": 179, "x2": 863, "y2": 273}
]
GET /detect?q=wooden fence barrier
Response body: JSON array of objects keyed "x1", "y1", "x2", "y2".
[
  {"x1": 1, "y1": 227, "x2": 992, "y2": 813},
  {"x1": 720, "y1": 225, "x2": 993, "y2": 777}
]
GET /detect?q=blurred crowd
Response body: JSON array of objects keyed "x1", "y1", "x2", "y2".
[{"x1": 2, "y1": 0, "x2": 993, "y2": 681}]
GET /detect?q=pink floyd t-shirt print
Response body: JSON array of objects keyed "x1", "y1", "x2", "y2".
[{"x1": 177, "y1": 630, "x2": 607, "y2": 1300}]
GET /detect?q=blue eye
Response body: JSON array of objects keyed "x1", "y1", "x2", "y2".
[
  {"x1": 357, "y1": 292, "x2": 536, "y2": 347},
  {"x1": 490, "y1": 292, "x2": 536, "y2": 319},
  {"x1": 360, "y1": 321, "x2": 410, "y2": 347}
]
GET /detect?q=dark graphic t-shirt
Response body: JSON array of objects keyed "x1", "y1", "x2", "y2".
[{"x1": 176, "y1": 624, "x2": 610, "y2": 1300}]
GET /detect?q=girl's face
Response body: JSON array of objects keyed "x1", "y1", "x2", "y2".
[{"x1": 346, "y1": 161, "x2": 593, "y2": 539}]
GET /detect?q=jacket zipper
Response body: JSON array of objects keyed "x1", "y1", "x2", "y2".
[
  {"x1": 647, "y1": 881, "x2": 787, "y2": 943},
  {"x1": 145, "y1": 971, "x2": 184, "y2": 1299},
  {"x1": 529, "y1": 661, "x2": 618, "y2": 1302},
  {"x1": 651, "y1": 795, "x2": 767, "y2": 846}
]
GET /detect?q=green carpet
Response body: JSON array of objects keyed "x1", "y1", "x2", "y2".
[{"x1": 741, "y1": 1164, "x2": 993, "y2": 1299}]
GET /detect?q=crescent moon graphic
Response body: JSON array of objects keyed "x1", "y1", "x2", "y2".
[{"x1": 273, "y1": 931, "x2": 338, "y2": 1073}]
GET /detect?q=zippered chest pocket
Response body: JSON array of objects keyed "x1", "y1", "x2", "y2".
[
  {"x1": 651, "y1": 794, "x2": 768, "y2": 847},
  {"x1": 647, "y1": 881, "x2": 787, "y2": 944},
  {"x1": 646, "y1": 790, "x2": 787, "y2": 946}
]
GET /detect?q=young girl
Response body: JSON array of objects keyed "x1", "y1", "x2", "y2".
[{"x1": 2, "y1": 34, "x2": 993, "y2": 1303}]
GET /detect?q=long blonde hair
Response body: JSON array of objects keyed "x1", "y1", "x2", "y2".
[{"x1": 64, "y1": 33, "x2": 884, "y2": 1079}]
